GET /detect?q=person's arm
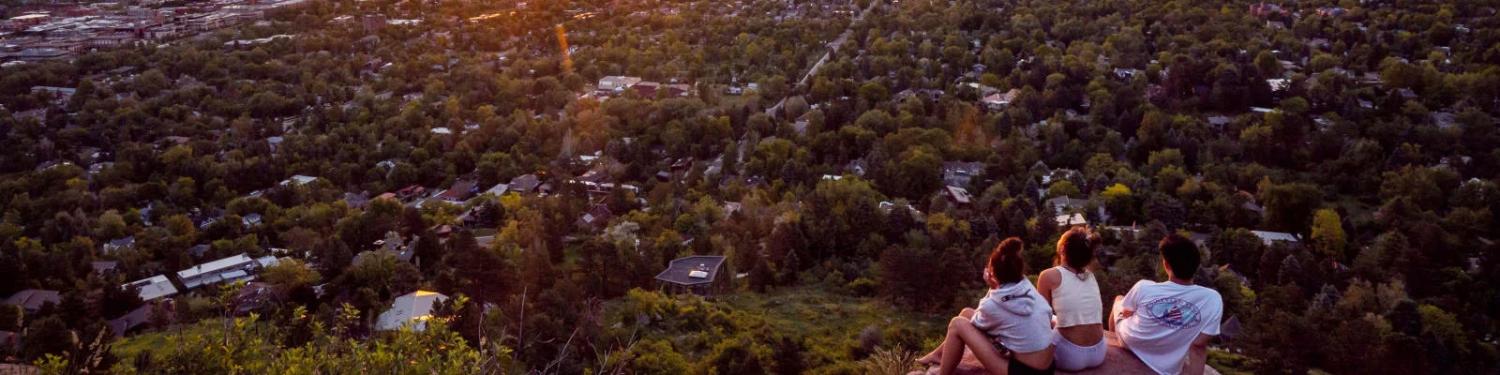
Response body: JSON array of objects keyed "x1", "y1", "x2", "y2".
[
  {"x1": 1183, "y1": 333, "x2": 1214, "y2": 375},
  {"x1": 1184, "y1": 292, "x2": 1224, "y2": 374},
  {"x1": 970, "y1": 299, "x2": 1001, "y2": 332},
  {"x1": 1112, "y1": 281, "x2": 1145, "y2": 330},
  {"x1": 1036, "y1": 268, "x2": 1059, "y2": 306}
]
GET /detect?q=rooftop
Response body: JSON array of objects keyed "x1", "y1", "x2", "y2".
[
  {"x1": 375, "y1": 290, "x2": 447, "y2": 331},
  {"x1": 124, "y1": 275, "x2": 178, "y2": 301},
  {"x1": 655, "y1": 255, "x2": 726, "y2": 286},
  {"x1": 4, "y1": 289, "x2": 61, "y2": 311}
]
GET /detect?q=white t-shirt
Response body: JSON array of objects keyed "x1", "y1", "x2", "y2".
[{"x1": 1116, "y1": 280, "x2": 1223, "y2": 375}]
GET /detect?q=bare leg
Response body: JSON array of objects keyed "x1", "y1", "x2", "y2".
[
  {"x1": 919, "y1": 308, "x2": 977, "y2": 365},
  {"x1": 938, "y1": 316, "x2": 1009, "y2": 375}
]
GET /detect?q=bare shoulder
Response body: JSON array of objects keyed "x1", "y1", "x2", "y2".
[{"x1": 1037, "y1": 267, "x2": 1060, "y2": 287}]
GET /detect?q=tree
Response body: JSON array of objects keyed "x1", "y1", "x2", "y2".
[
  {"x1": 1046, "y1": 180, "x2": 1080, "y2": 199},
  {"x1": 803, "y1": 178, "x2": 885, "y2": 261},
  {"x1": 261, "y1": 258, "x2": 321, "y2": 298},
  {"x1": 1260, "y1": 182, "x2": 1322, "y2": 234},
  {"x1": 858, "y1": 81, "x2": 890, "y2": 104},
  {"x1": 883, "y1": 146, "x2": 942, "y2": 199},
  {"x1": 1254, "y1": 51, "x2": 1282, "y2": 78},
  {"x1": 1310, "y1": 209, "x2": 1346, "y2": 260},
  {"x1": 1102, "y1": 183, "x2": 1138, "y2": 224}
]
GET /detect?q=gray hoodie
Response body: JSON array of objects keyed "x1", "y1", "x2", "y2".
[{"x1": 970, "y1": 281, "x2": 1055, "y2": 353}]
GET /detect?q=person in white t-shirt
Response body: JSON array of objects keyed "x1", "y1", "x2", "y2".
[{"x1": 1110, "y1": 234, "x2": 1222, "y2": 375}]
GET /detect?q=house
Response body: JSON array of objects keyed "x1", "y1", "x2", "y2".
[
  {"x1": 483, "y1": 183, "x2": 509, "y2": 196},
  {"x1": 722, "y1": 202, "x2": 743, "y2": 218},
  {"x1": 1266, "y1": 78, "x2": 1291, "y2": 92},
  {"x1": 880, "y1": 200, "x2": 926, "y2": 222},
  {"x1": 655, "y1": 255, "x2": 728, "y2": 296},
  {"x1": 1113, "y1": 68, "x2": 1141, "y2": 80},
  {"x1": 395, "y1": 185, "x2": 428, "y2": 201},
  {"x1": 103, "y1": 236, "x2": 135, "y2": 254},
  {"x1": 176, "y1": 253, "x2": 271, "y2": 290},
  {"x1": 124, "y1": 275, "x2": 178, "y2": 301},
  {"x1": 508, "y1": 174, "x2": 542, "y2": 194},
  {"x1": 31, "y1": 86, "x2": 76, "y2": 106},
  {"x1": 280, "y1": 175, "x2": 318, "y2": 187},
  {"x1": 458, "y1": 204, "x2": 495, "y2": 228},
  {"x1": 3, "y1": 289, "x2": 61, "y2": 312},
  {"x1": 1055, "y1": 213, "x2": 1088, "y2": 227},
  {"x1": 944, "y1": 185, "x2": 973, "y2": 205},
  {"x1": 188, "y1": 244, "x2": 212, "y2": 258},
  {"x1": 91, "y1": 261, "x2": 119, "y2": 275},
  {"x1": 1250, "y1": 230, "x2": 1299, "y2": 246},
  {"x1": 596, "y1": 76, "x2": 643, "y2": 94},
  {"x1": 233, "y1": 282, "x2": 276, "y2": 315},
  {"x1": 1046, "y1": 197, "x2": 1090, "y2": 215},
  {"x1": 372, "y1": 231, "x2": 417, "y2": 262},
  {"x1": 981, "y1": 88, "x2": 1020, "y2": 110},
  {"x1": 108, "y1": 301, "x2": 171, "y2": 338},
  {"x1": 577, "y1": 203, "x2": 613, "y2": 229},
  {"x1": 375, "y1": 290, "x2": 448, "y2": 331},
  {"x1": 1206, "y1": 115, "x2": 1232, "y2": 130},
  {"x1": 942, "y1": 161, "x2": 986, "y2": 187},
  {"x1": 242, "y1": 213, "x2": 263, "y2": 227},
  {"x1": 1316, "y1": 7, "x2": 1346, "y2": 17},
  {"x1": 436, "y1": 180, "x2": 479, "y2": 203}
]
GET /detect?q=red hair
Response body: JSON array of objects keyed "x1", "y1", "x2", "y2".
[{"x1": 989, "y1": 237, "x2": 1026, "y2": 285}]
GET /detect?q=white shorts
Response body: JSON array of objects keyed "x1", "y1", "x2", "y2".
[{"x1": 1053, "y1": 330, "x2": 1107, "y2": 371}]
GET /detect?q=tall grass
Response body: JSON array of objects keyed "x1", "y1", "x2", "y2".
[{"x1": 862, "y1": 347, "x2": 920, "y2": 375}]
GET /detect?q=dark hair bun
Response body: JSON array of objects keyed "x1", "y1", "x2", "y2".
[{"x1": 990, "y1": 237, "x2": 1027, "y2": 284}]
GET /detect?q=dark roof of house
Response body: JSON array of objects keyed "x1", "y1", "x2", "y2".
[
  {"x1": 188, "y1": 244, "x2": 211, "y2": 258},
  {"x1": 509, "y1": 174, "x2": 541, "y2": 192},
  {"x1": 106, "y1": 236, "x2": 135, "y2": 248},
  {"x1": 4, "y1": 289, "x2": 61, "y2": 311},
  {"x1": 108, "y1": 303, "x2": 162, "y2": 338},
  {"x1": 344, "y1": 192, "x2": 371, "y2": 208},
  {"x1": 654, "y1": 255, "x2": 726, "y2": 286},
  {"x1": 91, "y1": 261, "x2": 119, "y2": 273},
  {"x1": 579, "y1": 204, "x2": 613, "y2": 226},
  {"x1": 438, "y1": 180, "x2": 478, "y2": 201}
]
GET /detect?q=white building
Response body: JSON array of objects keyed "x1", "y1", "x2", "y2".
[
  {"x1": 1250, "y1": 230, "x2": 1299, "y2": 246},
  {"x1": 596, "y1": 76, "x2": 642, "y2": 93},
  {"x1": 176, "y1": 253, "x2": 274, "y2": 290},
  {"x1": 376, "y1": 291, "x2": 448, "y2": 331},
  {"x1": 124, "y1": 275, "x2": 179, "y2": 301}
]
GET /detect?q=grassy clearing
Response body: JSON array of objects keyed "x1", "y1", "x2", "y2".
[{"x1": 716, "y1": 286, "x2": 949, "y2": 371}]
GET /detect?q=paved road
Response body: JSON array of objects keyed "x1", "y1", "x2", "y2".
[{"x1": 768, "y1": 0, "x2": 879, "y2": 117}]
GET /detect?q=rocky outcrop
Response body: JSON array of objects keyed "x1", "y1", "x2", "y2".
[{"x1": 912, "y1": 332, "x2": 1220, "y2": 375}]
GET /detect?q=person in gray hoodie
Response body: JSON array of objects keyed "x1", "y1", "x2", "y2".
[{"x1": 924, "y1": 237, "x2": 1057, "y2": 375}]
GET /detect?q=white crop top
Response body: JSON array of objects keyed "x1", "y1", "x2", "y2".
[{"x1": 1051, "y1": 266, "x2": 1103, "y2": 327}]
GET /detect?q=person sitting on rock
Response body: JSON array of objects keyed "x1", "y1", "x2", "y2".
[
  {"x1": 918, "y1": 237, "x2": 1056, "y2": 375},
  {"x1": 1110, "y1": 234, "x2": 1222, "y2": 375},
  {"x1": 1037, "y1": 227, "x2": 1106, "y2": 371}
]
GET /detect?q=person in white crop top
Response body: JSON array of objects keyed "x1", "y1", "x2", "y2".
[{"x1": 1037, "y1": 227, "x2": 1106, "y2": 371}]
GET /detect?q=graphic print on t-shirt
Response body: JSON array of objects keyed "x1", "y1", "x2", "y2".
[{"x1": 1141, "y1": 296, "x2": 1201, "y2": 329}]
